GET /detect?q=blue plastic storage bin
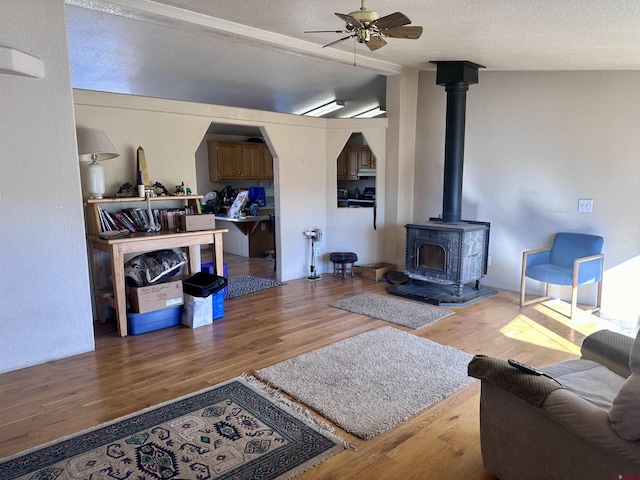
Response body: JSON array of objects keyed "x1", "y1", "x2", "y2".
[
  {"x1": 213, "y1": 291, "x2": 224, "y2": 320},
  {"x1": 201, "y1": 262, "x2": 228, "y2": 296},
  {"x1": 127, "y1": 305, "x2": 182, "y2": 335}
]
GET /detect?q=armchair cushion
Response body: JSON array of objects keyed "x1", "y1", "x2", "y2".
[
  {"x1": 525, "y1": 232, "x2": 604, "y2": 286},
  {"x1": 609, "y1": 331, "x2": 640, "y2": 440}
]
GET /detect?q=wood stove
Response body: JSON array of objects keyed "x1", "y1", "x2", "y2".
[
  {"x1": 405, "y1": 220, "x2": 489, "y2": 296},
  {"x1": 388, "y1": 61, "x2": 496, "y2": 306}
]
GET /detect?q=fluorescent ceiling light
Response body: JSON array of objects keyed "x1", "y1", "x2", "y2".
[
  {"x1": 353, "y1": 107, "x2": 386, "y2": 118},
  {"x1": 302, "y1": 100, "x2": 345, "y2": 117}
]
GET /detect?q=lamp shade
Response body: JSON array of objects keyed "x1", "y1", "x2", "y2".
[
  {"x1": 77, "y1": 129, "x2": 119, "y2": 198},
  {"x1": 77, "y1": 128, "x2": 119, "y2": 162}
]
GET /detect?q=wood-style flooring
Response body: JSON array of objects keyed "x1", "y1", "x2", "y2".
[{"x1": 0, "y1": 254, "x2": 616, "y2": 478}]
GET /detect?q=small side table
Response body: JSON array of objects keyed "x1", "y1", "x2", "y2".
[{"x1": 330, "y1": 252, "x2": 358, "y2": 278}]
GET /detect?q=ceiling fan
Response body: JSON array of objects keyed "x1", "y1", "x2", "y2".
[{"x1": 305, "y1": 0, "x2": 423, "y2": 51}]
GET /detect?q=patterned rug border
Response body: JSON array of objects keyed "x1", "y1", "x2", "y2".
[{"x1": 0, "y1": 375, "x2": 346, "y2": 480}]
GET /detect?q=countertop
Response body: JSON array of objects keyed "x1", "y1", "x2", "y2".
[{"x1": 215, "y1": 215, "x2": 270, "y2": 223}]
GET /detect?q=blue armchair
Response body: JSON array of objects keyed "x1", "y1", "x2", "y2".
[{"x1": 520, "y1": 232, "x2": 604, "y2": 318}]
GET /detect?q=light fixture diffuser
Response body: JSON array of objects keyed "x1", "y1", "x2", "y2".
[
  {"x1": 302, "y1": 100, "x2": 345, "y2": 117},
  {"x1": 353, "y1": 107, "x2": 386, "y2": 118}
]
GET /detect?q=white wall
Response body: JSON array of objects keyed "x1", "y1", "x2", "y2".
[
  {"x1": 324, "y1": 121, "x2": 388, "y2": 271},
  {"x1": 415, "y1": 70, "x2": 640, "y2": 321},
  {"x1": 73, "y1": 91, "x2": 388, "y2": 282},
  {"x1": 0, "y1": 1, "x2": 95, "y2": 373},
  {"x1": 385, "y1": 68, "x2": 419, "y2": 268}
]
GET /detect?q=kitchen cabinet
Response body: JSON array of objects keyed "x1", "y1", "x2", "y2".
[
  {"x1": 208, "y1": 140, "x2": 273, "y2": 181},
  {"x1": 355, "y1": 146, "x2": 376, "y2": 169},
  {"x1": 337, "y1": 149, "x2": 359, "y2": 180}
]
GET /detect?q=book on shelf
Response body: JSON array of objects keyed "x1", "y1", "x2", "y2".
[
  {"x1": 114, "y1": 212, "x2": 137, "y2": 232},
  {"x1": 97, "y1": 206, "x2": 189, "y2": 233}
]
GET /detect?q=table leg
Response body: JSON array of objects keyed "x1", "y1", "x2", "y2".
[
  {"x1": 110, "y1": 245, "x2": 128, "y2": 337},
  {"x1": 214, "y1": 232, "x2": 224, "y2": 276},
  {"x1": 89, "y1": 245, "x2": 106, "y2": 324},
  {"x1": 187, "y1": 245, "x2": 199, "y2": 274}
]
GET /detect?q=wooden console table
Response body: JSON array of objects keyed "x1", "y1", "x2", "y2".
[{"x1": 87, "y1": 229, "x2": 228, "y2": 337}]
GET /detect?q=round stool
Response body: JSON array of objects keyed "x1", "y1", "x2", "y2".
[{"x1": 329, "y1": 252, "x2": 358, "y2": 278}]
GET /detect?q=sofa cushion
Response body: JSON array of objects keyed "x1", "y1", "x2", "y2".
[
  {"x1": 608, "y1": 331, "x2": 640, "y2": 441},
  {"x1": 544, "y1": 359, "x2": 624, "y2": 409}
]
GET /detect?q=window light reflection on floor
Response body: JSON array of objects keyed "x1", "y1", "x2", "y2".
[{"x1": 499, "y1": 314, "x2": 581, "y2": 355}]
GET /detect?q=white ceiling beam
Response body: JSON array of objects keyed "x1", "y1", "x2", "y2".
[{"x1": 65, "y1": 0, "x2": 403, "y2": 76}]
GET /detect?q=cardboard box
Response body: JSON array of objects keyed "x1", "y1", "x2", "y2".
[
  {"x1": 356, "y1": 263, "x2": 397, "y2": 282},
  {"x1": 181, "y1": 214, "x2": 216, "y2": 231},
  {"x1": 128, "y1": 279, "x2": 184, "y2": 314}
]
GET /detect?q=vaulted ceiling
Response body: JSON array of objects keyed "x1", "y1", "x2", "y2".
[{"x1": 65, "y1": 0, "x2": 640, "y2": 121}]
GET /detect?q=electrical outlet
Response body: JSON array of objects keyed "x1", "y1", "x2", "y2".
[
  {"x1": 260, "y1": 223, "x2": 266, "y2": 231},
  {"x1": 578, "y1": 199, "x2": 593, "y2": 213},
  {"x1": 315, "y1": 247, "x2": 321, "y2": 257}
]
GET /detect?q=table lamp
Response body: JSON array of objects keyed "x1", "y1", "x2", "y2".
[{"x1": 77, "y1": 128, "x2": 119, "y2": 198}]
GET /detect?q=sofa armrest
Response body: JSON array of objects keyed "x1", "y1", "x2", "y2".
[
  {"x1": 468, "y1": 355, "x2": 563, "y2": 407},
  {"x1": 581, "y1": 329, "x2": 633, "y2": 378}
]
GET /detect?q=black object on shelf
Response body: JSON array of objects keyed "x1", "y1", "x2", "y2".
[{"x1": 183, "y1": 272, "x2": 228, "y2": 297}]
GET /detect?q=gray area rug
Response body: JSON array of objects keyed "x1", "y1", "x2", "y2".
[
  {"x1": 330, "y1": 292, "x2": 454, "y2": 329},
  {"x1": 225, "y1": 276, "x2": 285, "y2": 299},
  {"x1": 254, "y1": 326, "x2": 475, "y2": 439}
]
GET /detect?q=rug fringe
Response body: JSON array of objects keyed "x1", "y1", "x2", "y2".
[{"x1": 240, "y1": 374, "x2": 357, "y2": 452}]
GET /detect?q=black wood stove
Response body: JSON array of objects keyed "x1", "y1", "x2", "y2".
[{"x1": 388, "y1": 61, "x2": 497, "y2": 306}]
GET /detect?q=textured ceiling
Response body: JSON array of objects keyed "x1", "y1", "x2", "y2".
[{"x1": 65, "y1": 0, "x2": 640, "y2": 120}]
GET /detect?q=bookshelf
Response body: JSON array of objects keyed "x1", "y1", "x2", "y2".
[
  {"x1": 84, "y1": 195, "x2": 228, "y2": 337},
  {"x1": 85, "y1": 195, "x2": 204, "y2": 236}
]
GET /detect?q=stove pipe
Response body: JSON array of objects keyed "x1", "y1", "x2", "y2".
[{"x1": 430, "y1": 61, "x2": 485, "y2": 223}]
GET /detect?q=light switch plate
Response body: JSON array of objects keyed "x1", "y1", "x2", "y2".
[{"x1": 578, "y1": 199, "x2": 593, "y2": 213}]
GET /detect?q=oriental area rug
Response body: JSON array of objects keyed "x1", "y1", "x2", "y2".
[
  {"x1": 0, "y1": 376, "x2": 344, "y2": 480},
  {"x1": 225, "y1": 276, "x2": 285, "y2": 300},
  {"x1": 254, "y1": 327, "x2": 475, "y2": 439},
  {"x1": 330, "y1": 292, "x2": 455, "y2": 329}
]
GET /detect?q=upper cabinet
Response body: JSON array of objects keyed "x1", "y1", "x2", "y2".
[
  {"x1": 208, "y1": 140, "x2": 274, "y2": 181},
  {"x1": 337, "y1": 145, "x2": 375, "y2": 179},
  {"x1": 337, "y1": 149, "x2": 358, "y2": 180},
  {"x1": 356, "y1": 146, "x2": 376, "y2": 170}
]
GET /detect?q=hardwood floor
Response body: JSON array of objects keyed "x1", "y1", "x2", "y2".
[{"x1": 0, "y1": 254, "x2": 614, "y2": 478}]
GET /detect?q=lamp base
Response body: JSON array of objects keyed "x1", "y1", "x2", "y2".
[{"x1": 86, "y1": 160, "x2": 106, "y2": 199}]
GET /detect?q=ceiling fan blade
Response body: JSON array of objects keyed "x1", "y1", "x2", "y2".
[
  {"x1": 305, "y1": 30, "x2": 349, "y2": 33},
  {"x1": 373, "y1": 12, "x2": 411, "y2": 30},
  {"x1": 335, "y1": 12, "x2": 363, "y2": 29},
  {"x1": 322, "y1": 34, "x2": 355, "y2": 48},
  {"x1": 366, "y1": 35, "x2": 387, "y2": 51},
  {"x1": 382, "y1": 25, "x2": 423, "y2": 40}
]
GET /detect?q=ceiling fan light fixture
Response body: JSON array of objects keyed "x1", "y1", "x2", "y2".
[
  {"x1": 353, "y1": 107, "x2": 386, "y2": 118},
  {"x1": 302, "y1": 100, "x2": 345, "y2": 117}
]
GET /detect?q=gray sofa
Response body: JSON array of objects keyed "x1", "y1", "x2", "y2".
[{"x1": 468, "y1": 329, "x2": 640, "y2": 480}]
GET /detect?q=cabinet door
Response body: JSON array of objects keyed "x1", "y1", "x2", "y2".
[
  {"x1": 348, "y1": 152, "x2": 359, "y2": 178},
  {"x1": 337, "y1": 150, "x2": 348, "y2": 179},
  {"x1": 346, "y1": 148, "x2": 360, "y2": 179},
  {"x1": 242, "y1": 144, "x2": 264, "y2": 180},
  {"x1": 359, "y1": 146, "x2": 375, "y2": 169},
  {"x1": 210, "y1": 142, "x2": 243, "y2": 180},
  {"x1": 263, "y1": 146, "x2": 274, "y2": 180}
]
